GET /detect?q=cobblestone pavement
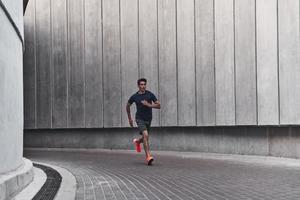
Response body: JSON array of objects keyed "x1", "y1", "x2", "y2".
[{"x1": 24, "y1": 149, "x2": 300, "y2": 200}]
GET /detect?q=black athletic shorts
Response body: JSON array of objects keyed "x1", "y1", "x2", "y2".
[{"x1": 136, "y1": 118, "x2": 151, "y2": 135}]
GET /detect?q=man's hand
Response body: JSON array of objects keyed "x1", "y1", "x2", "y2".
[
  {"x1": 128, "y1": 118, "x2": 134, "y2": 127},
  {"x1": 141, "y1": 100, "x2": 161, "y2": 109},
  {"x1": 141, "y1": 100, "x2": 151, "y2": 107}
]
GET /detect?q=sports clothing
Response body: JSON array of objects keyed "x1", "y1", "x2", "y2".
[
  {"x1": 136, "y1": 118, "x2": 151, "y2": 135},
  {"x1": 128, "y1": 90, "x2": 158, "y2": 121}
]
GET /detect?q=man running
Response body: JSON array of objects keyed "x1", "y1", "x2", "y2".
[{"x1": 126, "y1": 78, "x2": 161, "y2": 165}]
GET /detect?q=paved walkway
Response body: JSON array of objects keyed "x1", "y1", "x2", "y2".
[{"x1": 24, "y1": 149, "x2": 300, "y2": 200}]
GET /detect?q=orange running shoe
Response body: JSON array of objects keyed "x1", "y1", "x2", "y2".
[
  {"x1": 133, "y1": 139, "x2": 141, "y2": 153},
  {"x1": 146, "y1": 156, "x2": 154, "y2": 165}
]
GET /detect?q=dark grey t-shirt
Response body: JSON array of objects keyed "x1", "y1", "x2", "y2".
[{"x1": 128, "y1": 90, "x2": 158, "y2": 121}]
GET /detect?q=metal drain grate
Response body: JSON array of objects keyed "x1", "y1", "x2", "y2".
[{"x1": 32, "y1": 163, "x2": 62, "y2": 200}]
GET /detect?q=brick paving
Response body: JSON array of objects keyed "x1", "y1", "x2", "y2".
[{"x1": 24, "y1": 149, "x2": 300, "y2": 200}]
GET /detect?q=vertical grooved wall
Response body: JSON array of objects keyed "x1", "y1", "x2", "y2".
[{"x1": 24, "y1": 0, "x2": 300, "y2": 128}]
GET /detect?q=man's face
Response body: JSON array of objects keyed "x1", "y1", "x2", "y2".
[{"x1": 138, "y1": 81, "x2": 146, "y2": 92}]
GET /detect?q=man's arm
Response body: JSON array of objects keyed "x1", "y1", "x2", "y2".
[
  {"x1": 141, "y1": 100, "x2": 161, "y2": 109},
  {"x1": 126, "y1": 103, "x2": 134, "y2": 127},
  {"x1": 151, "y1": 100, "x2": 161, "y2": 109}
]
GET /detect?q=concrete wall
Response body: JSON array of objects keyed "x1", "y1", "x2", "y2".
[
  {"x1": 23, "y1": 0, "x2": 300, "y2": 129},
  {"x1": 0, "y1": 1, "x2": 34, "y2": 199},
  {"x1": 1, "y1": 0, "x2": 23, "y2": 38},
  {"x1": 0, "y1": 0, "x2": 24, "y2": 175},
  {"x1": 22, "y1": 0, "x2": 300, "y2": 159},
  {"x1": 24, "y1": 126, "x2": 300, "y2": 159}
]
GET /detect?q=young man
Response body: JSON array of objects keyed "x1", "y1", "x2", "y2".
[{"x1": 126, "y1": 78, "x2": 161, "y2": 165}]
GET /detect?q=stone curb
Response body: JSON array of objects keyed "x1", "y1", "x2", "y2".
[
  {"x1": 14, "y1": 167, "x2": 46, "y2": 200},
  {"x1": 0, "y1": 158, "x2": 34, "y2": 200},
  {"x1": 33, "y1": 162, "x2": 77, "y2": 200}
]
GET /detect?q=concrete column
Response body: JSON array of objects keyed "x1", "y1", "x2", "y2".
[{"x1": 0, "y1": 1, "x2": 33, "y2": 199}]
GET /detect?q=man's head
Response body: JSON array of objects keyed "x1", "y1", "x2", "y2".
[{"x1": 137, "y1": 78, "x2": 147, "y2": 92}]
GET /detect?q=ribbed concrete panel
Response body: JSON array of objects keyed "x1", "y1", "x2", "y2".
[
  {"x1": 23, "y1": 0, "x2": 300, "y2": 128},
  {"x1": 84, "y1": 0, "x2": 103, "y2": 127},
  {"x1": 215, "y1": 0, "x2": 235, "y2": 125},
  {"x1": 235, "y1": 0, "x2": 257, "y2": 125},
  {"x1": 120, "y1": 0, "x2": 139, "y2": 127},
  {"x1": 52, "y1": 0, "x2": 67, "y2": 128},
  {"x1": 102, "y1": 0, "x2": 122, "y2": 127},
  {"x1": 68, "y1": 0, "x2": 85, "y2": 128},
  {"x1": 256, "y1": 0, "x2": 279, "y2": 125},
  {"x1": 35, "y1": 0, "x2": 51, "y2": 128},
  {"x1": 23, "y1": 0, "x2": 36, "y2": 129},
  {"x1": 158, "y1": 0, "x2": 177, "y2": 126},
  {"x1": 195, "y1": 0, "x2": 215, "y2": 126},
  {"x1": 278, "y1": 0, "x2": 300, "y2": 124},
  {"x1": 139, "y1": 0, "x2": 159, "y2": 126},
  {"x1": 177, "y1": 0, "x2": 196, "y2": 126}
]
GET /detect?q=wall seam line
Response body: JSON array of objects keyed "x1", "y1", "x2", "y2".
[
  {"x1": 83, "y1": 0, "x2": 86, "y2": 128},
  {"x1": 233, "y1": 0, "x2": 236, "y2": 126},
  {"x1": 34, "y1": 0, "x2": 37, "y2": 129},
  {"x1": 119, "y1": 0, "x2": 122, "y2": 128},
  {"x1": 157, "y1": 0, "x2": 161, "y2": 126},
  {"x1": 194, "y1": 0, "x2": 197, "y2": 126},
  {"x1": 175, "y1": 0, "x2": 179, "y2": 126},
  {"x1": 64, "y1": 0, "x2": 68, "y2": 128},
  {"x1": 66, "y1": 0, "x2": 70, "y2": 128},
  {"x1": 213, "y1": 0, "x2": 216, "y2": 126},
  {"x1": 277, "y1": 0, "x2": 280, "y2": 125},
  {"x1": 137, "y1": 0, "x2": 140, "y2": 79},
  {"x1": 101, "y1": 0, "x2": 104, "y2": 128},
  {"x1": 50, "y1": 0, "x2": 53, "y2": 128},
  {"x1": 255, "y1": 0, "x2": 258, "y2": 126}
]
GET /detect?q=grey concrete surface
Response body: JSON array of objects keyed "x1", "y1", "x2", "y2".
[
  {"x1": 24, "y1": 149, "x2": 300, "y2": 200},
  {"x1": 14, "y1": 167, "x2": 46, "y2": 200},
  {"x1": 195, "y1": 0, "x2": 215, "y2": 126},
  {"x1": 52, "y1": 0, "x2": 68, "y2": 128},
  {"x1": 157, "y1": 0, "x2": 177, "y2": 126},
  {"x1": 23, "y1": 0, "x2": 36, "y2": 129},
  {"x1": 215, "y1": 0, "x2": 235, "y2": 126},
  {"x1": 256, "y1": 0, "x2": 279, "y2": 125},
  {"x1": 278, "y1": 0, "x2": 300, "y2": 124},
  {"x1": 23, "y1": 0, "x2": 300, "y2": 128},
  {"x1": 35, "y1": 162, "x2": 76, "y2": 200},
  {"x1": 68, "y1": 0, "x2": 85, "y2": 128},
  {"x1": 24, "y1": 126, "x2": 300, "y2": 159},
  {"x1": 51, "y1": 164, "x2": 76, "y2": 200},
  {"x1": 235, "y1": 0, "x2": 257, "y2": 125},
  {"x1": 35, "y1": 0, "x2": 52, "y2": 128},
  {"x1": 120, "y1": 0, "x2": 139, "y2": 128},
  {"x1": 0, "y1": 2, "x2": 23, "y2": 174},
  {"x1": 102, "y1": 0, "x2": 122, "y2": 128},
  {"x1": 0, "y1": 159, "x2": 34, "y2": 200},
  {"x1": 0, "y1": 2, "x2": 34, "y2": 199},
  {"x1": 138, "y1": 0, "x2": 159, "y2": 127},
  {"x1": 84, "y1": 0, "x2": 103, "y2": 128},
  {"x1": 15, "y1": 162, "x2": 76, "y2": 200},
  {"x1": 1, "y1": 0, "x2": 23, "y2": 39},
  {"x1": 177, "y1": 0, "x2": 196, "y2": 126}
]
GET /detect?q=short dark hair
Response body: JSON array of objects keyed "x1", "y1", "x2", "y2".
[{"x1": 137, "y1": 78, "x2": 147, "y2": 85}]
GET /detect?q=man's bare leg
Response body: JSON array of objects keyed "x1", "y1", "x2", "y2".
[
  {"x1": 137, "y1": 136, "x2": 143, "y2": 143},
  {"x1": 142, "y1": 130, "x2": 151, "y2": 157}
]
